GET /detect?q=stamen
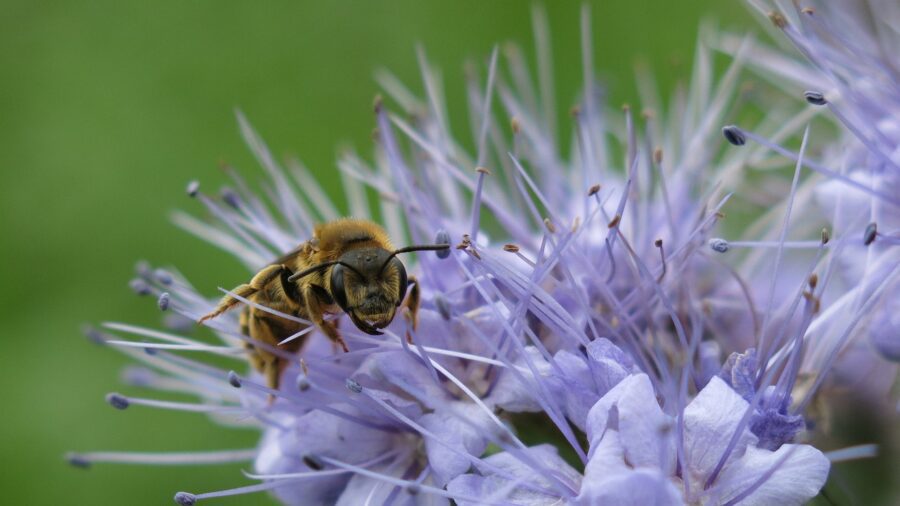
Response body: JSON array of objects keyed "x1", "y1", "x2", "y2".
[
  {"x1": 66, "y1": 449, "x2": 256, "y2": 467},
  {"x1": 722, "y1": 125, "x2": 746, "y2": 146},
  {"x1": 158, "y1": 292, "x2": 170, "y2": 311},
  {"x1": 227, "y1": 371, "x2": 241, "y2": 388},
  {"x1": 804, "y1": 90, "x2": 827, "y2": 105},
  {"x1": 826, "y1": 444, "x2": 878, "y2": 463},
  {"x1": 174, "y1": 492, "x2": 196, "y2": 505},
  {"x1": 129, "y1": 279, "x2": 151, "y2": 296},
  {"x1": 186, "y1": 181, "x2": 199, "y2": 198},
  {"x1": 655, "y1": 239, "x2": 667, "y2": 282},
  {"x1": 345, "y1": 378, "x2": 363, "y2": 394},
  {"x1": 434, "y1": 230, "x2": 451, "y2": 259},
  {"x1": 154, "y1": 269, "x2": 174, "y2": 286},
  {"x1": 709, "y1": 238, "x2": 729, "y2": 253},
  {"x1": 433, "y1": 294, "x2": 453, "y2": 320},
  {"x1": 106, "y1": 393, "x2": 129, "y2": 410},
  {"x1": 863, "y1": 222, "x2": 877, "y2": 245}
]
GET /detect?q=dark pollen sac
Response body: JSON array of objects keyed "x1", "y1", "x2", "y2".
[{"x1": 722, "y1": 125, "x2": 746, "y2": 146}]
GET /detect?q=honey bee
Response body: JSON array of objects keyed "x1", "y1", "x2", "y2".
[{"x1": 199, "y1": 218, "x2": 449, "y2": 392}]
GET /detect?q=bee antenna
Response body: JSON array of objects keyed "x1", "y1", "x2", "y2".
[
  {"x1": 287, "y1": 261, "x2": 363, "y2": 282},
  {"x1": 379, "y1": 244, "x2": 451, "y2": 273}
]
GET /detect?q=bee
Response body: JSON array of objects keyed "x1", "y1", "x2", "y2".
[{"x1": 199, "y1": 218, "x2": 449, "y2": 392}]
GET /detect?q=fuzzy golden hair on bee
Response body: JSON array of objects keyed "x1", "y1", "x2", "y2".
[{"x1": 198, "y1": 218, "x2": 450, "y2": 397}]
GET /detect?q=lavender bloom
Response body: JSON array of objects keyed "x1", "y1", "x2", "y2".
[
  {"x1": 715, "y1": 1, "x2": 900, "y2": 404},
  {"x1": 69, "y1": 5, "x2": 896, "y2": 505}
]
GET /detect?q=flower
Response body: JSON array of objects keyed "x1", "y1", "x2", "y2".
[
  {"x1": 715, "y1": 0, "x2": 900, "y2": 402},
  {"x1": 69, "y1": 4, "x2": 897, "y2": 505}
]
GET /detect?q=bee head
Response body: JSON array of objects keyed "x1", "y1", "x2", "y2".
[
  {"x1": 289, "y1": 242, "x2": 450, "y2": 336},
  {"x1": 330, "y1": 248, "x2": 407, "y2": 335}
]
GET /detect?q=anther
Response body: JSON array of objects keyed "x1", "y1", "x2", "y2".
[
  {"x1": 157, "y1": 292, "x2": 170, "y2": 311},
  {"x1": 503, "y1": 244, "x2": 520, "y2": 253},
  {"x1": 221, "y1": 188, "x2": 241, "y2": 208},
  {"x1": 655, "y1": 239, "x2": 667, "y2": 282},
  {"x1": 83, "y1": 326, "x2": 105, "y2": 345},
  {"x1": 722, "y1": 125, "x2": 746, "y2": 146},
  {"x1": 544, "y1": 218, "x2": 556, "y2": 233},
  {"x1": 296, "y1": 374, "x2": 310, "y2": 392},
  {"x1": 607, "y1": 215, "x2": 621, "y2": 229},
  {"x1": 475, "y1": 166, "x2": 491, "y2": 175},
  {"x1": 373, "y1": 94, "x2": 383, "y2": 114},
  {"x1": 227, "y1": 371, "x2": 242, "y2": 388},
  {"x1": 154, "y1": 269, "x2": 173, "y2": 285},
  {"x1": 129, "y1": 279, "x2": 151, "y2": 296},
  {"x1": 186, "y1": 181, "x2": 200, "y2": 198},
  {"x1": 821, "y1": 228, "x2": 830, "y2": 245},
  {"x1": 174, "y1": 492, "x2": 197, "y2": 506},
  {"x1": 808, "y1": 273, "x2": 818, "y2": 290},
  {"x1": 406, "y1": 483, "x2": 421, "y2": 496},
  {"x1": 303, "y1": 454, "x2": 324, "y2": 471},
  {"x1": 510, "y1": 116, "x2": 521, "y2": 134},
  {"x1": 588, "y1": 183, "x2": 601, "y2": 196},
  {"x1": 66, "y1": 452, "x2": 91, "y2": 469},
  {"x1": 106, "y1": 393, "x2": 129, "y2": 410},
  {"x1": 801, "y1": 7, "x2": 814, "y2": 15},
  {"x1": 345, "y1": 378, "x2": 363, "y2": 394},
  {"x1": 434, "y1": 230, "x2": 451, "y2": 259},
  {"x1": 434, "y1": 294, "x2": 452, "y2": 321},
  {"x1": 864, "y1": 223, "x2": 877, "y2": 245},
  {"x1": 653, "y1": 148, "x2": 663, "y2": 165},
  {"x1": 768, "y1": 11, "x2": 788, "y2": 28},
  {"x1": 135, "y1": 260, "x2": 153, "y2": 277},
  {"x1": 804, "y1": 91, "x2": 827, "y2": 106},
  {"x1": 709, "y1": 238, "x2": 730, "y2": 253}
]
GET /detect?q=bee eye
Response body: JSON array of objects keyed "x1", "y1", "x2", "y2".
[
  {"x1": 330, "y1": 264, "x2": 350, "y2": 312},
  {"x1": 388, "y1": 258, "x2": 408, "y2": 306}
]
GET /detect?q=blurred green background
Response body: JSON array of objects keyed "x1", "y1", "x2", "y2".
[{"x1": 0, "y1": 1, "x2": 781, "y2": 504}]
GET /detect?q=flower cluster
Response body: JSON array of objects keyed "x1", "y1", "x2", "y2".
[{"x1": 70, "y1": 4, "x2": 897, "y2": 505}]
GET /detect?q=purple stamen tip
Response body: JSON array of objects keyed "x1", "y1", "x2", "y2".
[
  {"x1": 186, "y1": 181, "x2": 200, "y2": 198},
  {"x1": 803, "y1": 90, "x2": 827, "y2": 105},
  {"x1": 174, "y1": 492, "x2": 197, "y2": 506},
  {"x1": 66, "y1": 452, "x2": 91, "y2": 469},
  {"x1": 435, "y1": 230, "x2": 451, "y2": 259},
  {"x1": 227, "y1": 371, "x2": 242, "y2": 388},
  {"x1": 709, "y1": 238, "x2": 730, "y2": 253},
  {"x1": 129, "y1": 279, "x2": 151, "y2": 296},
  {"x1": 296, "y1": 374, "x2": 310, "y2": 392},
  {"x1": 157, "y1": 292, "x2": 170, "y2": 311},
  {"x1": 722, "y1": 125, "x2": 746, "y2": 146},
  {"x1": 345, "y1": 378, "x2": 363, "y2": 394},
  {"x1": 154, "y1": 269, "x2": 174, "y2": 286},
  {"x1": 864, "y1": 222, "x2": 877, "y2": 245},
  {"x1": 303, "y1": 454, "x2": 324, "y2": 471},
  {"x1": 106, "y1": 393, "x2": 129, "y2": 410}
]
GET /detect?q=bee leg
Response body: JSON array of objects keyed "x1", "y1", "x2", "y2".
[
  {"x1": 304, "y1": 284, "x2": 349, "y2": 352},
  {"x1": 264, "y1": 359, "x2": 280, "y2": 405},
  {"x1": 199, "y1": 264, "x2": 286, "y2": 323},
  {"x1": 403, "y1": 276, "x2": 420, "y2": 344}
]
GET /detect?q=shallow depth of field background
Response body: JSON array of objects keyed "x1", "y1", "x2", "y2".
[{"x1": 0, "y1": 1, "x2": 838, "y2": 504}]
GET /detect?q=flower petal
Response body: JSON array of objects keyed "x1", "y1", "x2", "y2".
[
  {"x1": 683, "y1": 376, "x2": 757, "y2": 484},
  {"x1": 585, "y1": 373, "x2": 676, "y2": 472},
  {"x1": 711, "y1": 444, "x2": 829, "y2": 506},
  {"x1": 446, "y1": 445, "x2": 581, "y2": 506}
]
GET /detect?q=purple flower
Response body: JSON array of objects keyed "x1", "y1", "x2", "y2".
[{"x1": 69, "y1": 4, "x2": 897, "y2": 505}]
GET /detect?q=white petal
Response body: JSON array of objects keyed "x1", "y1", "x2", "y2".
[
  {"x1": 710, "y1": 444, "x2": 829, "y2": 506},
  {"x1": 683, "y1": 376, "x2": 757, "y2": 484},
  {"x1": 585, "y1": 374, "x2": 676, "y2": 473}
]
